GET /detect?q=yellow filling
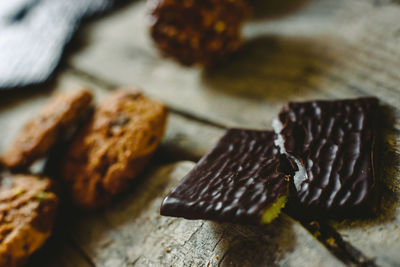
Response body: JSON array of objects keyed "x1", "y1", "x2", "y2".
[{"x1": 260, "y1": 196, "x2": 287, "y2": 224}]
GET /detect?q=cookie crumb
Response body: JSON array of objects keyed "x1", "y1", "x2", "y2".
[
  {"x1": 150, "y1": 0, "x2": 250, "y2": 66},
  {"x1": 326, "y1": 237, "x2": 337, "y2": 248}
]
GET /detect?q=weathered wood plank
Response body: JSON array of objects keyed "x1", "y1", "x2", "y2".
[
  {"x1": 0, "y1": 71, "x2": 346, "y2": 266},
  {"x1": 69, "y1": 161, "x2": 344, "y2": 267},
  {"x1": 68, "y1": 1, "x2": 327, "y2": 129},
  {"x1": 244, "y1": 1, "x2": 400, "y2": 107},
  {"x1": 69, "y1": 0, "x2": 400, "y2": 128},
  {"x1": 2, "y1": 0, "x2": 400, "y2": 263},
  {"x1": 66, "y1": 0, "x2": 400, "y2": 265}
]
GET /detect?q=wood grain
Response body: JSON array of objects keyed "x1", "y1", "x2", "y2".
[
  {"x1": 68, "y1": 161, "x2": 343, "y2": 267},
  {"x1": 69, "y1": 0, "x2": 400, "y2": 127},
  {"x1": 66, "y1": 0, "x2": 400, "y2": 265},
  {"x1": 1, "y1": 0, "x2": 399, "y2": 265},
  {"x1": 0, "y1": 72, "x2": 347, "y2": 266}
]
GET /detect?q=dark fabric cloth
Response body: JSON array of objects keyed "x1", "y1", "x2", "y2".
[{"x1": 0, "y1": 0, "x2": 113, "y2": 89}]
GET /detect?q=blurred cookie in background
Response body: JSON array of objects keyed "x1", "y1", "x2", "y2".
[{"x1": 149, "y1": 0, "x2": 250, "y2": 66}]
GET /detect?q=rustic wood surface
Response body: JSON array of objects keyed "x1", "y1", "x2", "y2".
[
  {"x1": 67, "y1": 161, "x2": 343, "y2": 267},
  {"x1": 0, "y1": 73, "x2": 343, "y2": 267},
  {"x1": 0, "y1": 0, "x2": 399, "y2": 266}
]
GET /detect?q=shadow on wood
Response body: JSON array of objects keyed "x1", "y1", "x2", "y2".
[
  {"x1": 250, "y1": 0, "x2": 312, "y2": 21},
  {"x1": 0, "y1": 80, "x2": 56, "y2": 113},
  {"x1": 208, "y1": 218, "x2": 297, "y2": 266},
  {"x1": 202, "y1": 35, "x2": 339, "y2": 103}
]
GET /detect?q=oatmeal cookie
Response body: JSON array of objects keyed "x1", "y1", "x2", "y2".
[
  {"x1": 0, "y1": 174, "x2": 58, "y2": 267},
  {"x1": 2, "y1": 89, "x2": 93, "y2": 170},
  {"x1": 62, "y1": 90, "x2": 168, "y2": 209}
]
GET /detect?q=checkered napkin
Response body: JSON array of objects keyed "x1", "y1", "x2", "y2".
[{"x1": 0, "y1": 0, "x2": 114, "y2": 89}]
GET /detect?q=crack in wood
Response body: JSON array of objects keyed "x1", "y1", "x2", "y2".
[
  {"x1": 182, "y1": 221, "x2": 205, "y2": 247},
  {"x1": 66, "y1": 67, "x2": 229, "y2": 129},
  {"x1": 164, "y1": 107, "x2": 229, "y2": 130},
  {"x1": 66, "y1": 67, "x2": 116, "y2": 90},
  {"x1": 64, "y1": 67, "x2": 389, "y2": 267},
  {"x1": 291, "y1": 216, "x2": 379, "y2": 267},
  {"x1": 212, "y1": 231, "x2": 226, "y2": 252},
  {"x1": 130, "y1": 256, "x2": 141, "y2": 266},
  {"x1": 217, "y1": 237, "x2": 239, "y2": 267}
]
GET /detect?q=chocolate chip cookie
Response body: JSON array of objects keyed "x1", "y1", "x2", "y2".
[
  {"x1": 2, "y1": 89, "x2": 93, "y2": 170},
  {"x1": 62, "y1": 90, "x2": 168, "y2": 209},
  {"x1": 0, "y1": 174, "x2": 58, "y2": 267}
]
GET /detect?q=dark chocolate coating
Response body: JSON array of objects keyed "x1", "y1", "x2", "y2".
[
  {"x1": 150, "y1": 0, "x2": 250, "y2": 66},
  {"x1": 160, "y1": 129, "x2": 289, "y2": 224},
  {"x1": 278, "y1": 97, "x2": 378, "y2": 214}
]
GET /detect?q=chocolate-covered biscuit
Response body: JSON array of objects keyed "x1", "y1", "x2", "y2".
[
  {"x1": 150, "y1": 0, "x2": 250, "y2": 66},
  {"x1": 161, "y1": 129, "x2": 290, "y2": 225},
  {"x1": 62, "y1": 90, "x2": 168, "y2": 209},
  {"x1": 0, "y1": 174, "x2": 58, "y2": 267},
  {"x1": 2, "y1": 89, "x2": 93, "y2": 170},
  {"x1": 274, "y1": 97, "x2": 378, "y2": 215}
]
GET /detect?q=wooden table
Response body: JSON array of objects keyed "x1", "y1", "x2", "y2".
[{"x1": 1, "y1": 0, "x2": 399, "y2": 266}]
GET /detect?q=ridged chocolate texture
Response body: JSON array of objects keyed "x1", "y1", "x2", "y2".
[
  {"x1": 161, "y1": 129, "x2": 290, "y2": 224},
  {"x1": 150, "y1": 0, "x2": 250, "y2": 66},
  {"x1": 278, "y1": 97, "x2": 378, "y2": 214}
]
